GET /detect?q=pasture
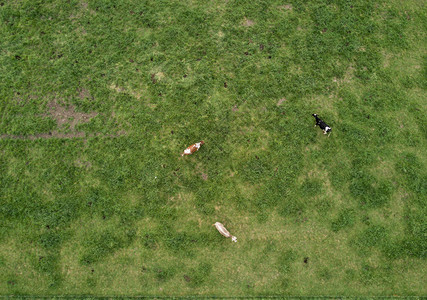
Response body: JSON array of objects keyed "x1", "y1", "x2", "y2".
[{"x1": 0, "y1": 0, "x2": 426, "y2": 297}]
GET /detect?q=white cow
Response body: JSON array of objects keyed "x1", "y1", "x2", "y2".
[{"x1": 213, "y1": 222, "x2": 237, "y2": 242}]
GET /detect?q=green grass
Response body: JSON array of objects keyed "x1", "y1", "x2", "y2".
[{"x1": 0, "y1": 0, "x2": 426, "y2": 297}]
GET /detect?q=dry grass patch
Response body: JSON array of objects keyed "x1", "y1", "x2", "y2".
[
  {"x1": 242, "y1": 18, "x2": 255, "y2": 27},
  {"x1": 278, "y1": 4, "x2": 293, "y2": 11},
  {"x1": 277, "y1": 98, "x2": 287, "y2": 106}
]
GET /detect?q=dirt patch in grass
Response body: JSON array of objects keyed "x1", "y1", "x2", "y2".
[
  {"x1": 0, "y1": 100, "x2": 127, "y2": 140},
  {"x1": 279, "y1": 4, "x2": 293, "y2": 11},
  {"x1": 151, "y1": 74, "x2": 157, "y2": 84},
  {"x1": 151, "y1": 72, "x2": 165, "y2": 84},
  {"x1": 242, "y1": 18, "x2": 255, "y2": 27},
  {"x1": 46, "y1": 100, "x2": 98, "y2": 131},
  {"x1": 81, "y1": 1, "x2": 88, "y2": 10},
  {"x1": 0, "y1": 132, "x2": 99, "y2": 140},
  {"x1": 110, "y1": 83, "x2": 125, "y2": 93},
  {"x1": 78, "y1": 88, "x2": 92, "y2": 100},
  {"x1": 74, "y1": 159, "x2": 92, "y2": 169},
  {"x1": 7, "y1": 280, "x2": 16, "y2": 286},
  {"x1": 200, "y1": 172, "x2": 208, "y2": 181},
  {"x1": 277, "y1": 98, "x2": 287, "y2": 106},
  {"x1": 195, "y1": 164, "x2": 209, "y2": 181}
]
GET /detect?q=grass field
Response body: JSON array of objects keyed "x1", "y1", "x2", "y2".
[{"x1": 0, "y1": 0, "x2": 426, "y2": 297}]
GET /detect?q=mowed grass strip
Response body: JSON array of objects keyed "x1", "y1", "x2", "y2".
[{"x1": 0, "y1": 0, "x2": 426, "y2": 296}]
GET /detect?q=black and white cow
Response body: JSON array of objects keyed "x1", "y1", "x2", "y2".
[{"x1": 312, "y1": 114, "x2": 332, "y2": 136}]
